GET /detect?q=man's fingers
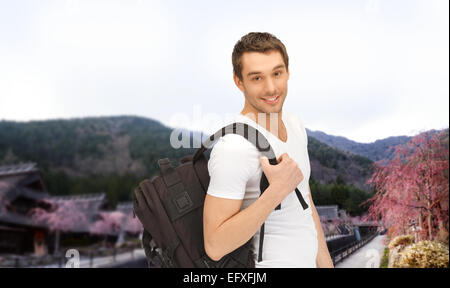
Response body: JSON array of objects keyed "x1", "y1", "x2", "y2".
[{"x1": 278, "y1": 153, "x2": 289, "y2": 163}]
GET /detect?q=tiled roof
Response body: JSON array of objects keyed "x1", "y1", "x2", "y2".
[
  {"x1": 0, "y1": 172, "x2": 49, "y2": 202},
  {"x1": 50, "y1": 192, "x2": 106, "y2": 203},
  {"x1": 116, "y1": 202, "x2": 133, "y2": 214},
  {"x1": 48, "y1": 193, "x2": 109, "y2": 233},
  {"x1": 0, "y1": 163, "x2": 38, "y2": 177}
]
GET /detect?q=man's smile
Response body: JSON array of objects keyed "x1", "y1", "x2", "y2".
[{"x1": 261, "y1": 95, "x2": 280, "y2": 105}]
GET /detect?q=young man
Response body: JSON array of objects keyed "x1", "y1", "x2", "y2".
[{"x1": 203, "y1": 32, "x2": 334, "y2": 268}]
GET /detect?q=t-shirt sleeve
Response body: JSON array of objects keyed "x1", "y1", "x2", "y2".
[{"x1": 206, "y1": 134, "x2": 260, "y2": 200}]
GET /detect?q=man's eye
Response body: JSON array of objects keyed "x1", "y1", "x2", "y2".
[
  {"x1": 274, "y1": 71, "x2": 282, "y2": 76},
  {"x1": 253, "y1": 77, "x2": 261, "y2": 81}
]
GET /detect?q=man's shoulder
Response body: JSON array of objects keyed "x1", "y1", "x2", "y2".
[
  {"x1": 211, "y1": 133, "x2": 259, "y2": 154},
  {"x1": 284, "y1": 110, "x2": 304, "y2": 127},
  {"x1": 208, "y1": 132, "x2": 261, "y2": 170},
  {"x1": 284, "y1": 110, "x2": 308, "y2": 146},
  {"x1": 208, "y1": 133, "x2": 261, "y2": 175}
]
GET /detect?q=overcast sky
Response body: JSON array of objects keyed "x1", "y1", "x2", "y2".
[{"x1": 0, "y1": 0, "x2": 448, "y2": 143}]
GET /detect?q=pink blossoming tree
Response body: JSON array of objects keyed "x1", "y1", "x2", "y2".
[
  {"x1": 28, "y1": 199, "x2": 89, "y2": 254},
  {"x1": 364, "y1": 130, "x2": 449, "y2": 240},
  {"x1": 90, "y1": 211, "x2": 126, "y2": 246}
]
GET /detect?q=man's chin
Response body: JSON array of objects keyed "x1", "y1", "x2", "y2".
[
  {"x1": 260, "y1": 97, "x2": 284, "y2": 112},
  {"x1": 260, "y1": 105, "x2": 283, "y2": 114}
]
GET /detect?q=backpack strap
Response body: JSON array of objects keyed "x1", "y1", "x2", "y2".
[
  {"x1": 193, "y1": 122, "x2": 276, "y2": 160},
  {"x1": 296, "y1": 188, "x2": 309, "y2": 209},
  {"x1": 258, "y1": 223, "x2": 265, "y2": 262},
  {"x1": 193, "y1": 122, "x2": 281, "y2": 210}
]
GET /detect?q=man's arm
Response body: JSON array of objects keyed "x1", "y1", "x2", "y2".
[
  {"x1": 204, "y1": 184, "x2": 285, "y2": 261},
  {"x1": 308, "y1": 184, "x2": 334, "y2": 268},
  {"x1": 204, "y1": 154, "x2": 304, "y2": 261}
]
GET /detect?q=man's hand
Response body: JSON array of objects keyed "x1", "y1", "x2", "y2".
[{"x1": 259, "y1": 153, "x2": 303, "y2": 203}]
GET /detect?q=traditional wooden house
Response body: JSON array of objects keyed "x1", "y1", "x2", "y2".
[
  {"x1": 48, "y1": 193, "x2": 110, "y2": 248},
  {"x1": 0, "y1": 163, "x2": 114, "y2": 255},
  {"x1": 0, "y1": 163, "x2": 51, "y2": 254}
]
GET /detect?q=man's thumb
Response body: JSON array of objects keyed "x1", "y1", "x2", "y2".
[{"x1": 260, "y1": 156, "x2": 269, "y2": 168}]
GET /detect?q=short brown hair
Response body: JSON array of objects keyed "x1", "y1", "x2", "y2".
[{"x1": 232, "y1": 32, "x2": 289, "y2": 81}]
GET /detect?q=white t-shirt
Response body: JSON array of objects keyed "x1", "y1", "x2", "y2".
[{"x1": 206, "y1": 110, "x2": 318, "y2": 268}]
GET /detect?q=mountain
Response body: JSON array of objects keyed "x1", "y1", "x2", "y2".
[
  {"x1": 306, "y1": 128, "x2": 447, "y2": 162},
  {"x1": 307, "y1": 135, "x2": 373, "y2": 191},
  {"x1": 0, "y1": 116, "x2": 198, "y2": 176},
  {"x1": 0, "y1": 116, "x2": 200, "y2": 206}
]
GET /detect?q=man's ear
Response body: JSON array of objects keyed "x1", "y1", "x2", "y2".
[{"x1": 233, "y1": 73, "x2": 245, "y2": 93}]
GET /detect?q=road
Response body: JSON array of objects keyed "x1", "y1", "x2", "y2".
[
  {"x1": 37, "y1": 248, "x2": 147, "y2": 268},
  {"x1": 335, "y1": 235, "x2": 387, "y2": 268}
]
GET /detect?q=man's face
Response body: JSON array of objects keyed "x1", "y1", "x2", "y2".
[{"x1": 234, "y1": 50, "x2": 289, "y2": 115}]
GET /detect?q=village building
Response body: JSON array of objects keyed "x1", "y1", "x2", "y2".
[
  {"x1": 0, "y1": 163, "x2": 141, "y2": 256},
  {"x1": 0, "y1": 163, "x2": 50, "y2": 254}
]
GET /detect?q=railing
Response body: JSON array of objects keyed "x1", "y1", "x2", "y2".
[
  {"x1": 1, "y1": 246, "x2": 144, "y2": 268},
  {"x1": 329, "y1": 231, "x2": 380, "y2": 266},
  {"x1": 325, "y1": 234, "x2": 348, "y2": 241}
]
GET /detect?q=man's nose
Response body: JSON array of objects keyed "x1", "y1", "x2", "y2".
[{"x1": 265, "y1": 78, "x2": 277, "y2": 95}]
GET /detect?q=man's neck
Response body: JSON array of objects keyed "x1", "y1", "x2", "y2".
[{"x1": 239, "y1": 108, "x2": 285, "y2": 141}]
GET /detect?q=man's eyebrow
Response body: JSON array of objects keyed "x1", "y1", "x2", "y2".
[
  {"x1": 246, "y1": 64, "x2": 286, "y2": 77},
  {"x1": 246, "y1": 71, "x2": 261, "y2": 77},
  {"x1": 272, "y1": 64, "x2": 285, "y2": 71}
]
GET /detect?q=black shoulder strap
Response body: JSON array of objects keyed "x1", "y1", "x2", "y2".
[
  {"x1": 193, "y1": 122, "x2": 277, "y2": 160},
  {"x1": 193, "y1": 122, "x2": 281, "y2": 210}
]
